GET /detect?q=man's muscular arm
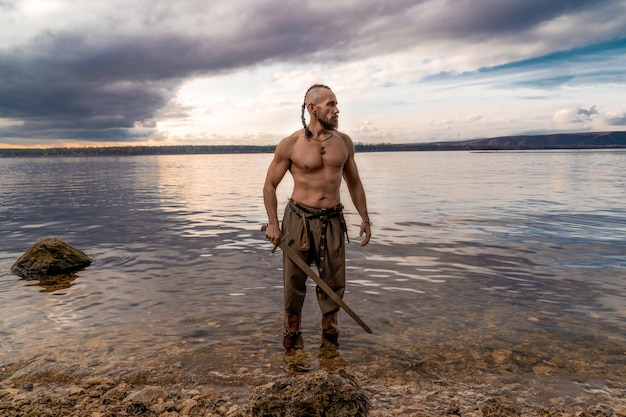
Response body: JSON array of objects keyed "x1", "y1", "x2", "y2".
[
  {"x1": 342, "y1": 134, "x2": 371, "y2": 246},
  {"x1": 263, "y1": 136, "x2": 293, "y2": 245}
]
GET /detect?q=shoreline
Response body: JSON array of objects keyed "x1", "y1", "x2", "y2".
[{"x1": 3, "y1": 331, "x2": 625, "y2": 416}]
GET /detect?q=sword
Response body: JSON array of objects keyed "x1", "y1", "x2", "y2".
[{"x1": 261, "y1": 224, "x2": 373, "y2": 334}]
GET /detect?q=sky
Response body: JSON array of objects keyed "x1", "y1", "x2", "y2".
[{"x1": 1, "y1": 0, "x2": 625, "y2": 148}]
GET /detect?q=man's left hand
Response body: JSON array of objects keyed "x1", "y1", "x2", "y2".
[{"x1": 359, "y1": 222, "x2": 371, "y2": 246}]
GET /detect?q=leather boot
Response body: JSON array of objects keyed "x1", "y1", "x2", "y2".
[
  {"x1": 283, "y1": 314, "x2": 303, "y2": 351},
  {"x1": 321, "y1": 312, "x2": 339, "y2": 347}
]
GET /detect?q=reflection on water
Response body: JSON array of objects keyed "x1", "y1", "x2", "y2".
[
  {"x1": 24, "y1": 273, "x2": 78, "y2": 293},
  {"x1": 1, "y1": 151, "x2": 625, "y2": 390}
]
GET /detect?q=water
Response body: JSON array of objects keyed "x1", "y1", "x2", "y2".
[{"x1": 1, "y1": 151, "x2": 625, "y2": 387}]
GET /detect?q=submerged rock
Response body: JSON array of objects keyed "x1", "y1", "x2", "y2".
[
  {"x1": 11, "y1": 237, "x2": 92, "y2": 279},
  {"x1": 250, "y1": 369, "x2": 369, "y2": 417}
]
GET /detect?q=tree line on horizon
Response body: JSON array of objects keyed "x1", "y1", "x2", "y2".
[{"x1": 1, "y1": 131, "x2": 625, "y2": 157}]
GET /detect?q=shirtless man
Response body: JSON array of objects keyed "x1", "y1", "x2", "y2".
[{"x1": 263, "y1": 84, "x2": 371, "y2": 350}]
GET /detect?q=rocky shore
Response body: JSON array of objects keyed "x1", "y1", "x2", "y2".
[
  {"x1": 1, "y1": 369, "x2": 624, "y2": 416},
  {"x1": 2, "y1": 340, "x2": 625, "y2": 417}
]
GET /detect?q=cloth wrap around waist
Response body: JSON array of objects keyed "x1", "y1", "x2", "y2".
[{"x1": 287, "y1": 199, "x2": 349, "y2": 273}]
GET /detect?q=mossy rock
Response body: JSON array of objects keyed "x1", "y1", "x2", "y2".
[
  {"x1": 11, "y1": 237, "x2": 92, "y2": 279},
  {"x1": 250, "y1": 369, "x2": 369, "y2": 417}
]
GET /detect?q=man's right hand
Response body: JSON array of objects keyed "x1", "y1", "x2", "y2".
[{"x1": 264, "y1": 223, "x2": 281, "y2": 246}]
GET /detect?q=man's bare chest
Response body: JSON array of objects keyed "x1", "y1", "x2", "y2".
[{"x1": 291, "y1": 140, "x2": 347, "y2": 172}]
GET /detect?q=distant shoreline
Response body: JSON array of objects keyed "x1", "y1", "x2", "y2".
[{"x1": 1, "y1": 131, "x2": 625, "y2": 157}]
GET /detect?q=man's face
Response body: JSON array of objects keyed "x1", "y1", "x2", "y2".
[{"x1": 315, "y1": 89, "x2": 339, "y2": 130}]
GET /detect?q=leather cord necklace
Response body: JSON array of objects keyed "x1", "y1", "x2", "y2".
[{"x1": 310, "y1": 131, "x2": 333, "y2": 154}]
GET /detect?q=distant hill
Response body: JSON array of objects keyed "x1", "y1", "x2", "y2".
[
  {"x1": 449, "y1": 131, "x2": 626, "y2": 150},
  {"x1": 1, "y1": 131, "x2": 625, "y2": 157},
  {"x1": 356, "y1": 131, "x2": 626, "y2": 152}
]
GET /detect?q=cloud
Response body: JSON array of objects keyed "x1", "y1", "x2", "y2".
[
  {"x1": 605, "y1": 111, "x2": 626, "y2": 126},
  {"x1": 0, "y1": 0, "x2": 625, "y2": 145},
  {"x1": 553, "y1": 105, "x2": 599, "y2": 125},
  {"x1": 578, "y1": 106, "x2": 599, "y2": 118}
]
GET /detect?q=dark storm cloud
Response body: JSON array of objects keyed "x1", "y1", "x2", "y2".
[
  {"x1": 0, "y1": 2, "x2": 369, "y2": 142},
  {"x1": 0, "y1": 34, "x2": 174, "y2": 142},
  {"x1": 0, "y1": 0, "x2": 622, "y2": 143},
  {"x1": 578, "y1": 106, "x2": 599, "y2": 118},
  {"x1": 425, "y1": 0, "x2": 600, "y2": 36},
  {"x1": 606, "y1": 113, "x2": 626, "y2": 126}
]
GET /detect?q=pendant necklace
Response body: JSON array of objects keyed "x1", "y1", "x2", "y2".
[{"x1": 310, "y1": 131, "x2": 333, "y2": 154}]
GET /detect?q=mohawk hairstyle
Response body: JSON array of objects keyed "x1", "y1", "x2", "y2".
[{"x1": 301, "y1": 84, "x2": 330, "y2": 138}]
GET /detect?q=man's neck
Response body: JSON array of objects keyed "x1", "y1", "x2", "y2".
[{"x1": 307, "y1": 122, "x2": 333, "y2": 138}]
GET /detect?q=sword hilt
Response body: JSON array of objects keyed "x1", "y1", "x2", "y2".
[{"x1": 260, "y1": 224, "x2": 280, "y2": 253}]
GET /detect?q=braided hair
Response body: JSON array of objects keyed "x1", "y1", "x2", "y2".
[{"x1": 301, "y1": 84, "x2": 330, "y2": 138}]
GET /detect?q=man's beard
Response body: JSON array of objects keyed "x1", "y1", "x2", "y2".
[{"x1": 319, "y1": 115, "x2": 338, "y2": 131}]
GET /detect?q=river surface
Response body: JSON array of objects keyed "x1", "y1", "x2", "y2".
[{"x1": 1, "y1": 150, "x2": 625, "y2": 389}]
